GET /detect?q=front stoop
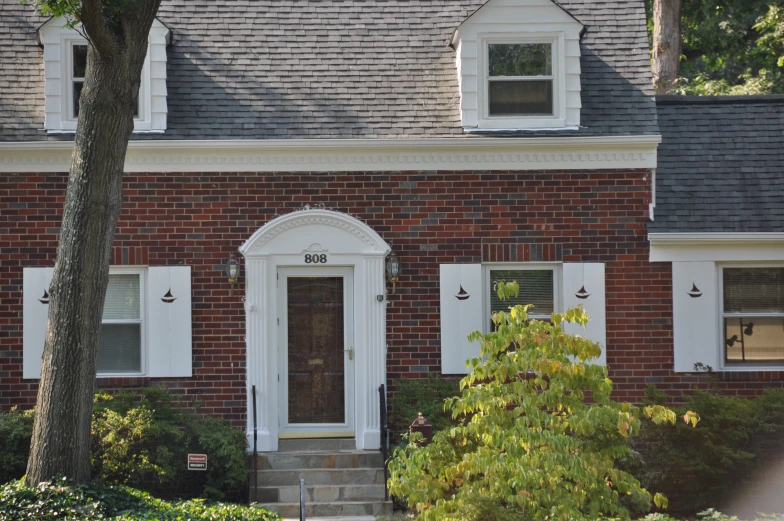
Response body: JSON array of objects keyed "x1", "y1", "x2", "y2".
[{"x1": 250, "y1": 439, "x2": 392, "y2": 519}]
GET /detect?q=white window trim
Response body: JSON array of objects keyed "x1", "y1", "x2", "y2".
[
  {"x1": 97, "y1": 266, "x2": 148, "y2": 378},
  {"x1": 718, "y1": 263, "x2": 784, "y2": 371},
  {"x1": 477, "y1": 33, "x2": 567, "y2": 130},
  {"x1": 482, "y1": 263, "x2": 563, "y2": 332},
  {"x1": 58, "y1": 35, "x2": 153, "y2": 132}
]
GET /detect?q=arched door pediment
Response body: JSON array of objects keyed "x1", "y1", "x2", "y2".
[{"x1": 240, "y1": 209, "x2": 390, "y2": 257}]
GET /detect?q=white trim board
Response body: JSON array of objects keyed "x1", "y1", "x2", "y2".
[
  {"x1": 0, "y1": 135, "x2": 660, "y2": 173},
  {"x1": 650, "y1": 233, "x2": 784, "y2": 262}
]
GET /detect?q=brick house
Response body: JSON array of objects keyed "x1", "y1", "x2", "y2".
[{"x1": 1, "y1": 0, "x2": 783, "y2": 460}]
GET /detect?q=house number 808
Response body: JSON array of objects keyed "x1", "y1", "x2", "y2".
[{"x1": 304, "y1": 254, "x2": 327, "y2": 264}]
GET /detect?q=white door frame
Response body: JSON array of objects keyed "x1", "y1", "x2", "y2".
[
  {"x1": 278, "y1": 266, "x2": 355, "y2": 437},
  {"x1": 239, "y1": 209, "x2": 390, "y2": 452}
]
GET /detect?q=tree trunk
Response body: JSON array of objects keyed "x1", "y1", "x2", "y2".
[
  {"x1": 25, "y1": 0, "x2": 161, "y2": 486},
  {"x1": 653, "y1": 0, "x2": 683, "y2": 95}
]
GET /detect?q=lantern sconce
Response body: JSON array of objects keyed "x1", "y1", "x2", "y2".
[
  {"x1": 225, "y1": 253, "x2": 240, "y2": 296},
  {"x1": 386, "y1": 251, "x2": 400, "y2": 294}
]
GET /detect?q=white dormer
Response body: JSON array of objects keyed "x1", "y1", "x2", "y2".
[
  {"x1": 451, "y1": 0, "x2": 584, "y2": 131},
  {"x1": 38, "y1": 17, "x2": 170, "y2": 133}
]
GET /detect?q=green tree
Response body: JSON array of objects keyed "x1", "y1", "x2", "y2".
[
  {"x1": 24, "y1": 0, "x2": 162, "y2": 486},
  {"x1": 388, "y1": 282, "x2": 696, "y2": 521}
]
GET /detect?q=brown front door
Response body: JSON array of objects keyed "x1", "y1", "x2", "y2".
[{"x1": 279, "y1": 267, "x2": 354, "y2": 437}]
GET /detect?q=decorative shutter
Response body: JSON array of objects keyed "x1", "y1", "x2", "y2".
[
  {"x1": 672, "y1": 261, "x2": 718, "y2": 372},
  {"x1": 562, "y1": 263, "x2": 607, "y2": 365},
  {"x1": 23, "y1": 267, "x2": 55, "y2": 379},
  {"x1": 440, "y1": 264, "x2": 483, "y2": 374},
  {"x1": 147, "y1": 266, "x2": 192, "y2": 377}
]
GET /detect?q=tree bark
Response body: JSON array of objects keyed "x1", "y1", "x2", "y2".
[
  {"x1": 25, "y1": 0, "x2": 162, "y2": 486},
  {"x1": 653, "y1": 0, "x2": 683, "y2": 95}
]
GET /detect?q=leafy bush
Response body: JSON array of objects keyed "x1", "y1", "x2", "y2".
[
  {"x1": 0, "y1": 407, "x2": 34, "y2": 485},
  {"x1": 388, "y1": 282, "x2": 693, "y2": 521},
  {"x1": 631, "y1": 383, "x2": 784, "y2": 515},
  {"x1": 0, "y1": 477, "x2": 279, "y2": 521},
  {"x1": 388, "y1": 374, "x2": 459, "y2": 438},
  {"x1": 92, "y1": 387, "x2": 248, "y2": 501}
]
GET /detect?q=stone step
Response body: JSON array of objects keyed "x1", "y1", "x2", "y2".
[
  {"x1": 255, "y1": 450, "x2": 384, "y2": 470},
  {"x1": 255, "y1": 468, "x2": 385, "y2": 487},
  {"x1": 258, "y1": 500, "x2": 392, "y2": 518},
  {"x1": 278, "y1": 438, "x2": 356, "y2": 452},
  {"x1": 253, "y1": 483, "x2": 386, "y2": 503}
]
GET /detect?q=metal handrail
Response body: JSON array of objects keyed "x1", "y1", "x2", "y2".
[
  {"x1": 378, "y1": 384, "x2": 390, "y2": 501},
  {"x1": 252, "y1": 385, "x2": 258, "y2": 502}
]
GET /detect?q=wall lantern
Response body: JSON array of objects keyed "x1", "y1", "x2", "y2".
[
  {"x1": 225, "y1": 253, "x2": 240, "y2": 296},
  {"x1": 386, "y1": 251, "x2": 400, "y2": 294}
]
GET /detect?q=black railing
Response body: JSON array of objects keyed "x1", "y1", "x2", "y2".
[{"x1": 378, "y1": 384, "x2": 390, "y2": 501}]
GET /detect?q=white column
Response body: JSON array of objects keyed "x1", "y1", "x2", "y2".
[
  {"x1": 360, "y1": 256, "x2": 386, "y2": 449},
  {"x1": 246, "y1": 257, "x2": 275, "y2": 451}
]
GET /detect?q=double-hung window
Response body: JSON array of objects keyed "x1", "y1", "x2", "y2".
[
  {"x1": 721, "y1": 266, "x2": 784, "y2": 364},
  {"x1": 487, "y1": 43, "x2": 554, "y2": 117},
  {"x1": 487, "y1": 267, "x2": 557, "y2": 326},
  {"x1": 98, "y1": 272, "x2": 144, "y2": 374}
]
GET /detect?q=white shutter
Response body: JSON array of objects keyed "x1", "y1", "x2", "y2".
[
  {"x1": 23, "y1": 267, "x2": 54, "y2": 379},
  {"x1": 440, "y1": 264, "x2": 483, "y2": 374},
  {"x1": 562, "y1": 263, "x2": 607, "y2": 365},
  {"x1": 672, "y1": 261, "x2": 718, "y2": 372},
  {"x1": 147, "y1": 266, "x2": 192, "y2": 377}
]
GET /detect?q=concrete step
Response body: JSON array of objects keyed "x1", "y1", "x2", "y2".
[
  {"x1": 278, "y1": 438, "x2": 356, "y2": 452},
  {"x1": 255, "y1": 467, "x2": 385, "y2": 487},
  {"x1": 253, "y1": 483, "x2": 386, "y2": 503},
  {"x1": 255, "y1": 450, "x2": 383, "y2": 470},
  {"x1": 258, "y1": 500, "x2": 392, "y2": 518}
]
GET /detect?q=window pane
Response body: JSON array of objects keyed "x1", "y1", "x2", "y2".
[
  {"x1": 489, "y1": 80, "x2": 553, "y2": 116},
  {"x1": 490, "y1": 269, "x2": 554, "y2": 316},
  {"x1": 723, "y1": 268, "x2": 784, "y2": 313},
  {"x1": 73, "y1": 81, "x2": 83, "y2": 118},
  {"x1": 489, "y1": 43, "x2": 551, "y2": 76},
  {"x1": 98, "y1": 324, "x2": 141, "y2": 373},
  {"x1": 72, "y1": 44, "x2": 87, "y2": 78},
  {"x1": 725, "y1": 317, "x2": 784, "y2": 362},
  {"x1": 103, "y1": 274, "x2": 140, "y2": 320}
]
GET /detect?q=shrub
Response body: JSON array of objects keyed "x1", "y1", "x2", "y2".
[
  {"x1": 91, "y1": 387, "x2": 248, "y2": 501},
  {"x1": 631, "y1": 383, "x2": 784, "y2": 515},
  {"x1": 388, "y1": 374, "x2": 459, "y2": 438},
  {"x1": 388, "y1": 282, "x2": 693, "y2": 521},
  {"x1": 0, "y1": 407, "x2": 34, "y2": 485},
  {"x1": 0, "y1": 477, "x2": 280, "y2": 521}
]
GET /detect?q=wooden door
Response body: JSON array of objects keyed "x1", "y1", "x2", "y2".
[{"x1": 279, "y1": 267, "x2": 354, "y2": 437}]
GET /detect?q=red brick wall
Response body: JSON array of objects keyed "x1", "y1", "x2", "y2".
[{"x1": 1, "y1": 169, "x2": 782, "y2": 427}]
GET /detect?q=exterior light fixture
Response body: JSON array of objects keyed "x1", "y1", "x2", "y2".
[
  {"x1": 386, "y1": 251, "x2": 400, "y2": 294},
  {"x1": 225, "y1": 253, "x2": 240, "y2": 296}
]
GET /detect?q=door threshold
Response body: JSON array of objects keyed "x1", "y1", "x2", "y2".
[{"x1": 279, "y1": 431, "x2": 354, "y2": 439}]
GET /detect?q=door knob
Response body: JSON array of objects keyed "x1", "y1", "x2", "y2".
[{"x1": 345, "y1": 347, "x2": 354, "y2": 361}]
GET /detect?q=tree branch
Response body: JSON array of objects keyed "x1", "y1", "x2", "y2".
[{"x1": 79, "y1": 0, "x2": 116, "y2": 56}]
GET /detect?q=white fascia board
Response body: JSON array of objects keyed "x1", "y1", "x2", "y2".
[
  {"x1": 649, "y1": 233, "x2": 784, "y2": 262},
  {"x1": 0, "y1": 135, "x2": 659, "y2": 173}
]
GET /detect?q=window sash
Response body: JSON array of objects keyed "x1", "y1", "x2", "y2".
[
  {"x1": 485, "y1": 41, "x2": 556, "y2": 118},
  {"x1": 98, "y1": 272, "x2": 144, "y2": 375},
  {"x1": 721, "y1": 266, "x2": 784, "y2": 365},
  {"x1": 488, "y1": 268, "x2": 555, "y2": 319}
]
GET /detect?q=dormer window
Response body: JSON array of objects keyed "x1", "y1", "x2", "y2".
[
  {"x1": 39, "y1": 17, "x2": 170, "y2": 133},
  {"x1": 487, "y1": 42, "x2": 554, "y2": 117},
  {"x1": 451, "y1": 0, "x2": 584, "y2": 131}
]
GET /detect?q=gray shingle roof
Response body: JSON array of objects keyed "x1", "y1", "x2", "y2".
[
  {"x1": 650, "y1": 96, "x2": 784, "y2": 233},
  {"x1": 0, "y1": 0, "x2": 657, "y2": 141}
]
